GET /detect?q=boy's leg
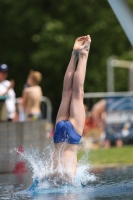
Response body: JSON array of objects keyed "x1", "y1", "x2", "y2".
[
  {"x1": 56, "y1": 52, "x2": 78, "y2": 124},
  {"x1": 69, "y1": 36, "x2": 91, "y2": 135},
  {"x1": 52, "y1": 36, "x2": 91, "y2": 181}
]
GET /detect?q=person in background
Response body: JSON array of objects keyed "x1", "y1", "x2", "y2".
[
  {"x1": 91, "y1": 99, "x2": 123, "y2": 148},
  {"x1": 91, "y1": 99, "x2": 106, "y2": 127},
  {"x1": 22, "y1": 70, "x2": 43, "y2": 121},
  {"x1": 83, "y1": 105, "x2": 91, "y2": 136},
  {"x1": 0, "y1": 64, "x2": 16, "y2": 121}
]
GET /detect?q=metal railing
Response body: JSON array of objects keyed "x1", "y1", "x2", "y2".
[
  {"x1": 16, "y1": 96, "x2": 52, "y2": 123},
  {"x1": 107, "y1": 57, "x2": 133, "y2": 92},
  {"x1": 84, "y1": 92, "x2": 133, "y2": 111},
  {"x1": 84, "y1": 91, "x2": 133, "y2": 98},
  {"x1": 41, "y1": 96, "x2": 52, "y2": 122}
]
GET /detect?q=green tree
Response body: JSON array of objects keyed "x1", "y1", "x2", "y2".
[{"x1": 0, "y1": 0, "x2": 133, "y2": 118}]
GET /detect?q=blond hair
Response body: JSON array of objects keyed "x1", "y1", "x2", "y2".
[{"x1": 29, "y1": 70, "x2": 42, "y2": 84}]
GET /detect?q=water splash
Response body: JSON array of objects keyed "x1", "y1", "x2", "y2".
[{"x1": 15, "y1": 143, "x2": 96, "y2": 194}]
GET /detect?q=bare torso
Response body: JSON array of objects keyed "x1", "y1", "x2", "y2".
[
  {"x1": 53, "y1": 143, "x2": 78, "y2": 173},
  {"x1": 23, "y1": 86, "x2": 42, "y2": 115},
  {"x1": 45, "y1": 143, "x2": 78, "y2": 185}
]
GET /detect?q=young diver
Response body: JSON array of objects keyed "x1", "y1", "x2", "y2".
[
  {"x1": 28, "y1": 35, "x2": 91, "y2": 189},
  {"x1": 51, "y1": 35, "x2": 91, "y2": 184}
]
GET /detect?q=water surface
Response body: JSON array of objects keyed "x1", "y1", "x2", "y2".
[{"x1": 0, "y1": 166, "x2": 133, "y2": 200}]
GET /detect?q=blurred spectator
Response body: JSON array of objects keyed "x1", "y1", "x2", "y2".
[
  {"x1": 22, "y1": 70, "x2": 43, "y2": 121},
  {"x1": 83, "y1": 105, "x2": 94, "y2": 136},
  {"x1": 0, "y1": 64, "x2": 16, "y2": 121},
  {"x1": 91, "y1": 99, "x2": 106, "y2": 127},
  {"x1": 91, "y1": 99, "x2": 123, "y2": 148},
  {"x1": 82, "y1": 104, "x2": 101, "y2": 149}
]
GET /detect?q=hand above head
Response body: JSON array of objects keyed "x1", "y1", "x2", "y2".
[{"x1": 73, "y1": 35, "x2": 91, "y2": 55}]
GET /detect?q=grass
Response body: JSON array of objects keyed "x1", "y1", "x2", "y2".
[{"x1": 78, "y1": 145, "x2": 133, "y2": 165}]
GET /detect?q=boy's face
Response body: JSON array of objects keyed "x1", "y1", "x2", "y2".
[
  {"x1": 0, "y1": 71, "x2": 8, "y2": 82},
  {"x1": 27, "y1": 75, "x2": 35, "y2": 86}
]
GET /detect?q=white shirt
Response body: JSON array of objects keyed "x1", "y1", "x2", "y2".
[{"x1": 0, "y1": 80, "x2": 16, "y2": 119}]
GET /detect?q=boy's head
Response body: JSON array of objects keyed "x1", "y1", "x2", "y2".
[
  {"x1": 0, "y1": 64, "x2": 8, "y2": 82},
  {"x1": 27, "y1": 70, "x2": 42, "y2": 86}
]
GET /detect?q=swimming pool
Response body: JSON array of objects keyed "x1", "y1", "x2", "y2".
[{"x1": 1, "y1": 166, "x2": 133, "y2": 200}]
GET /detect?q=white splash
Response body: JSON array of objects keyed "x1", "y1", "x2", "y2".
[{"x1": 15, "y1": 144, "x2": 96, "y2": 192}]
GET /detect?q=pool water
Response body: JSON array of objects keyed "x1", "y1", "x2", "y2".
[{"x1": 0, "y1": 166, "x2": 133, "y2": 200}]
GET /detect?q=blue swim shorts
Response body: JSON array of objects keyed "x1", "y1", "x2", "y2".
[{"x1": 53, "y1": 120, "x2": 81, "y2": 144}]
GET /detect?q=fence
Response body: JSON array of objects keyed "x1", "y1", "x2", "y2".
[{"x1": 0, "y1": 120, "x2": 53, "y2": 173}]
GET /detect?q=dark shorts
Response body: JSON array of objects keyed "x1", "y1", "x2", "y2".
[{"x1": 27, "y1": 113, "x2": 42, "y2": 120}]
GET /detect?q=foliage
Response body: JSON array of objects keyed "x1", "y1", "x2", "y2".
[{"x1": 0, "y1": 0, "x2": 133, "y2": 118}]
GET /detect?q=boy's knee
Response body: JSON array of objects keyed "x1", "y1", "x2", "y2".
[
  {"x1": 72, "y1": 89, "x2": 84, "y2": 99},
  {"x1": 62, "y1": 90, "x2": 72, "y2": 97}
]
